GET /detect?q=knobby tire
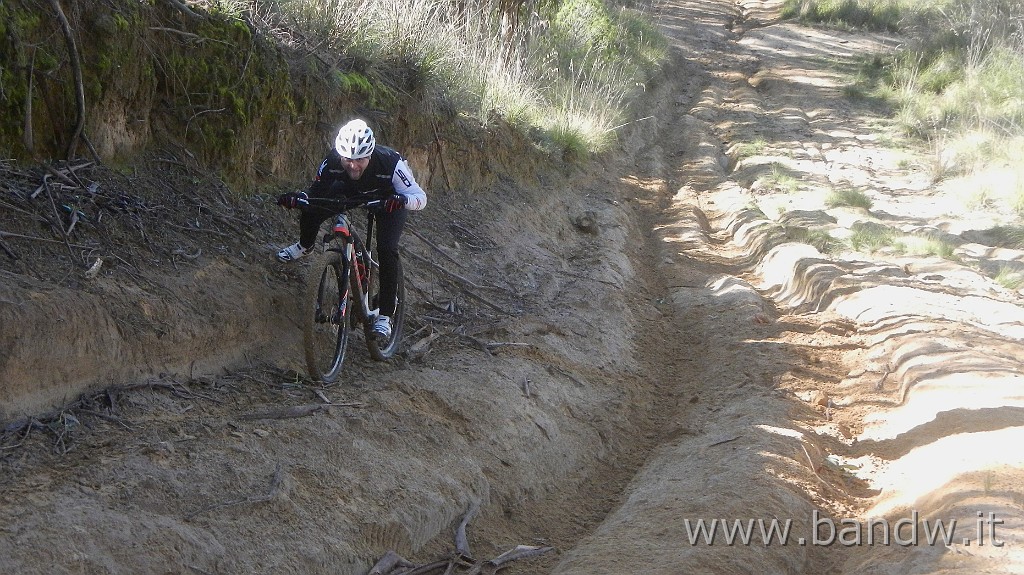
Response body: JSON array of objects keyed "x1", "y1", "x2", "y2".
[{"x1": 303, "y1": 250, "x2": 351, "y2": 384}]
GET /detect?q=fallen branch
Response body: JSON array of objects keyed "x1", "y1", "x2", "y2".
[
  {"x1": 0, "y1": 230, "x2": 93, "y2": 249},
  {"x1": 404, "y1": 255, "x2": 510, "y2": 314},
  {"x1": 403, "y1": 248, "x2": 486, "y2": 290},
  {"x1": 23, "y1": 48, "x2": 34, "y2": 153},
  {"x1": 368, "y1": 550, "x2": 414, "y2": 575},
  {"x1": 799, "y1": 443, "x2": 830, "y2": 488},
  {"x1": 237, "y1": 402, "x2": 362, "y2": 420},
  {"x1": 455, "y1": 503, "x2": 479, "y2": 558},
  {"x1": 400, "y1": 559, "x2": 452, "y2": 575},
  {"x1": 41, "y1": 177, "x2": 78, "y2": 262},
  {"x1": 485, "y1": 342, "x2": 532, "y2": 352},
  {"x1": 47, "y1": 161, "x2": 92, "y2": 186},
  {"x1": 171, "y1": 248, "x2": 202, "y2": 260},
  {"x1": 185, "y1": 463, "x2": 284, "y2": 520},
  {"x1": 707, "y1": 435, "x2": 741, "y2": 448},
  {"x1": 489, "y1": 545, "x2": 554, "y2": 567},
  {"x1": 165, "y1": 0, "x2": 203, "y2": 19},
  {"x1": 1, "y1": 421, "x2": 35, "y2": 450},
  {"x1": 408, "y1": 227, "x2": 463, "y2": 269},
  {"x1": 77, "y1": 408, "x2": 131, "y2": 429},
  {"x1": 461, "y1": 545, "x2": 556, "y2": 575},
  {"x1": 0, "y1": 237, "x2": 19, "y2": 260},
  {"x1": 458, "y1": 334, "x2": 492, "y2": 355},
  {"x1": 212, "y1": 213, "x2": 258, "y2": 241},
  {"x1": 407, "y1": 329, "x2": 447, "y2": 356},
  {"x1": 447, "y1": 286, "x2": 507, "y2": 315},
  {"x1": 65, "y1": 209, "x2": 80, "y2": 236},
  {"x1": 431, "y1": 120, "x2": 453, "y2": 192},
  {"x1": 449, "y1": 223, "x2": 494, "y2": 251},
  {"x1": 49, "y1": 0, "x2": 86, "y2": 159}
]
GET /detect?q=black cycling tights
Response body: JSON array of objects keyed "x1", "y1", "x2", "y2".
[{"x1": 298, "y1": 207, "x2": 406, "y2": 316}]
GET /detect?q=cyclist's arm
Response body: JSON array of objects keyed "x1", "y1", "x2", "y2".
[
  {"x1": 392, "y1": 158, "x2": 427, "y2": 210},
  {"x1": 307, "y1": 155, "x2": 336, "y2": 198}
]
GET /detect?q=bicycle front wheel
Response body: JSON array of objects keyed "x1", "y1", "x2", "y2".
[
  {"x1": 303, "y1": 251, "x2": 351, "y2": 383},
  {"x1": 365, "y1": 259, "x2": 405, "y2": 360}
]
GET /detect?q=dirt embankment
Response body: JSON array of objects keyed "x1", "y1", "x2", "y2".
[{"x1": 3, "y1": 0, "x2": 1024, "y2": 573}]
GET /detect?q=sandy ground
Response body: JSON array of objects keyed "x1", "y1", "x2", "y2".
[{"x1": 2, "y1": 0, "x2": 1023, "y2": 573}]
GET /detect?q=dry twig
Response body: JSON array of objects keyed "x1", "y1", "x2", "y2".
[
  {"x1": 404, "y1": 249, "x2": 508, "y2": 314},
  {"x1": 408, "y1": 227, "x2": 462, "y2": 269},
  {"x1": 49, "y1": 0, "x2": 86, "y2": 159},
  {"x1": 368, "y1": 550, "x2": 414, "y2": 575},
  {"x1": 185, "y1": 463, "x2": 284, "y2": 520},
  {"x1": 237, "y1": 402, "x2": 362, "y2": 420}
]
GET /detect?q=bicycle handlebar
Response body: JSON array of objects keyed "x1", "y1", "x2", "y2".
[{"x1": 303, "y1": 194, "x2": 383, "y2": 211}]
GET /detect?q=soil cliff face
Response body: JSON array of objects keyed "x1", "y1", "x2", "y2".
[{"x1": 2, "y1": 0, "x2": 540, "y2": 187}]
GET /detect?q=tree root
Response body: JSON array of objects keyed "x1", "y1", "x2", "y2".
[{"x1": 368, "y1": 503, "x2": 555, "y2": 575}]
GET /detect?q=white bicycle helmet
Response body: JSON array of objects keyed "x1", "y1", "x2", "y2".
[{"x1": 335, "y1": 119, "x2": 375, "y2": 159}]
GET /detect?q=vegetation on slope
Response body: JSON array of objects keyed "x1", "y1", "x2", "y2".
[
  {"x1": 784, "y1": 0, "x2": 1024, "y2": 216},
  {"x1": 0, "y1": 0, "x2": 666, "y2": 182}
]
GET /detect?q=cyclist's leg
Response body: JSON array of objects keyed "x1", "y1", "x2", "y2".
[
  {"x1": 298, "y1": 207, "x2": 332, "y2": 249},
  {"x1": 374, "y1": 208, "x2": 407, "y2": 316}
]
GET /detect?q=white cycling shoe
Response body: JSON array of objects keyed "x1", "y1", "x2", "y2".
[
  {"x1": 372, "y1": 315, "x2": 392, "y2": 339},
  {"x1": 277, "y1": 242, "x2": 312, "y2": 262}
]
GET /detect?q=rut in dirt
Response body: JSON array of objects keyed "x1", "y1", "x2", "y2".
[{"x1": 548, "y1": 0, "x2": 1024, "y2": 573}]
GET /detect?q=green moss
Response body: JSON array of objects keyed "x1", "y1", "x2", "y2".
[
  {"x1": 113, "y1": 13, "x2": 130, "y2": 30},
  {"x1": 332, "y1": 70, "x2": 395, "y2": 108}
]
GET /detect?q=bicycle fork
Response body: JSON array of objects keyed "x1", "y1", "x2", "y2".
[{"x1": 332, "y1": 215, "x2": 378, "y2": 325}]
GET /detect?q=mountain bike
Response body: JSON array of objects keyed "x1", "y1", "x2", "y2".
[{"x1": 301, "y1": 195, "x2": 405, "y2": 383}]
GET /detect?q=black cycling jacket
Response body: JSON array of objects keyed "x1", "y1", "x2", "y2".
[{"x1": 308, "y1": 145, "x2": 427, "y2": 210}]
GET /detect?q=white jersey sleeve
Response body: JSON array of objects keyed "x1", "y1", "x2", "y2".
[{"x1": 392, "y1": 159, "x2": 427, "y2": 211}]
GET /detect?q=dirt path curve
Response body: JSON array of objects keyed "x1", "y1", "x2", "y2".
[{"x1": 555, "y1": 0, "x2": 1024, "y2": 572}]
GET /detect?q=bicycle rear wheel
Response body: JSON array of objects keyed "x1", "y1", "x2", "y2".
[
  {"x1": 365, "y1": 259, "x2": 405, "y2": 360},
  {"x1": 303, "y1": 251, "x2": 351, "y2": 383}
]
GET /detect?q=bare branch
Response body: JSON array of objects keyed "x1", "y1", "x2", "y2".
[{"x1": 49, "y1": 0, "x2": 86, "y2": 159}]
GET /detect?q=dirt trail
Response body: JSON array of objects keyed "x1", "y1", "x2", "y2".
[
  {"x1": 2, "y1": 0, "x2": 1024, "y2": 573},
  {"x1": 552, "y1": 0, "x2": 1024, "y2": 572}
]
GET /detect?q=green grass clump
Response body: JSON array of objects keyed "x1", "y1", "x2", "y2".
[
  {"x1": 760, "y1": 163, "x2": 802, "y2": 193},
  {"x1": 781, "y1": 0, "x2": 904, "y2": 31},
  {"x1": 826, "y1": 186, "x2": 873, "y2": 209},
  {"x1": 786, "y1": 227, "x2": 844, "y2": 253},
  {"x1": 994, "y1": 265, "x2": 1024, "y2": 290},
  {"x1": 849, "y1": 224, "x2": 899, "y2": 252},
  {"x1": 733, "y1": 138, "x2": 769, "y2": 160},
  {"x1": 894, "y1": 236, "x2": 958, "y2": 259},
  {"x1": 1012, "y1": 177, "x2": 1024, "y2": 217}
]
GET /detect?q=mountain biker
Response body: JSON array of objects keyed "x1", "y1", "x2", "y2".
[{"x1": 275, "y1": 119, "x2": 427, "y2": 339}]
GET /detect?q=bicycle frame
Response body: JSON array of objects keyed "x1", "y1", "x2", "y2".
[{"x1": 324, "y1": 209, "x2": 380, "y2": 327}]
